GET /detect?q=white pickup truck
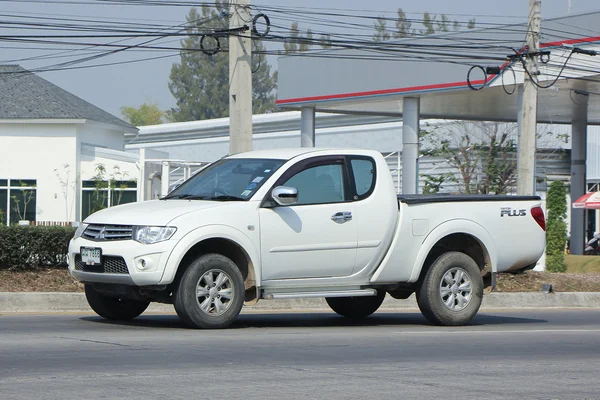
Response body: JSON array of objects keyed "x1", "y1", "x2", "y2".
[{"x1": 68, "y1": 148, "x2": 546, "y2": 329}]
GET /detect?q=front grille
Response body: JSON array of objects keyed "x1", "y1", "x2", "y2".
[
  {"x1": 74, "y1": 254, "x2": 129, "y2": 274},
  {"x1": 82, "y1": 224, "x2": 133, "y2": 241}
]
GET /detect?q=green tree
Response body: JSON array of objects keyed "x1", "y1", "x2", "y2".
[
  {"x1": 420, "y1": 122, "x2": 565, "y2": 195},
  {"x1": 393, "y1": 8, "x2": 413, "y2": 38},
  {"x1": 120, "y1": 102, "x2": 165, "y2": 126},
  {"x1": 168, "y1": 3, "x2": 278, "y2": 122},
  {"x1": 283, "y1": 22, "x2": 314, "y2": 54},
  {"x1": 421, "y1": 173, "x2": 456, "y2": 194},
  {"x1": 546, "y1": 181, "x2": 567, "y2": 272},
  {"x1": 378, "y1": 9, "x2": 476, "y2": 38},
  {"x1": 373, "y1": 17, "x2": 391, "y2": 41},
  {"x1": 11, "y1": 181, "x2": 36, "y2": 223},
  {"x1": 421, "y1": 12, "x2": 436, "y2": 35},
  {"x1": 252, "y1": 44, "x2": 278, "y2": 115},
  {"x1": 319, "y1": 34, "x2": 333, "y2": 48},
  {"x1": 88, "y1": 164, "x2": 137, "y2": 216},
  {"x1": 421, "y1": 122, "x2": 518, "y2": 194}
]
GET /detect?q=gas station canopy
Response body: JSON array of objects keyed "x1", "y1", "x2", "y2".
[{"x1": 276, "y1": 12, "x2": 600, "y2": 124}]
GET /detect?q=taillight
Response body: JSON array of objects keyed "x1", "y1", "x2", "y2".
[{"x1": 531, "y1": 206, "x2": 546, "y2": 231}]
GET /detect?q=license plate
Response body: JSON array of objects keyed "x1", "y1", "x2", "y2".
[{"x1": 81, "y1": 247, "x2": 102, "y2": 266}]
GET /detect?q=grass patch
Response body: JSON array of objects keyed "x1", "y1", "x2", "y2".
[{"x1": 565, "y1": 254, "x2": 600, "y2": 273}]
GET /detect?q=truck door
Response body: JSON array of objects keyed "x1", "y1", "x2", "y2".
[{"x1": 259, "y1": 156, "x2": 358, "y2": 280}]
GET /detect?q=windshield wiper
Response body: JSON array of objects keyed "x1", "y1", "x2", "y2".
[
  {"x1": 160, "y1": 194, "x2": 208, "y2": 200},
  {"x1": 209, "y1": 195, "x2": 245, "y2": 201}
]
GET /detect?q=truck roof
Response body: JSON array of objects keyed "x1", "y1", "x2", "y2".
[{"x1": 226, "y1": 148, "x2": 341, "y2": 160}]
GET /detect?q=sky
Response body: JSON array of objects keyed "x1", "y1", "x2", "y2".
[{"x1": 1, "y1": 0, "x2": 599, "y2": 119}]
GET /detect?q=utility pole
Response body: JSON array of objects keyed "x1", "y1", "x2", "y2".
[
  {"x1": 517, "y1": 0, "x2": 541, "y2": 195},
  {"x1": 229, "y1": 0, "x2": 252, "y2": 154}
]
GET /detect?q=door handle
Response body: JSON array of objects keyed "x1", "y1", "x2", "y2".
[{"x1": 331, "y1": 211, "x2": 352, "y2": 224}]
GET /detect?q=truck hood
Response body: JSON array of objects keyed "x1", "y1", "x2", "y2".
[{"x1": 84, "y1": 200, "x2": 227, "y2": 226}]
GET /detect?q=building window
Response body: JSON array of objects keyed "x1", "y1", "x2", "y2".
[
  {"x1": 0, "y1": 180, "x2": 7, "y2": 225},
  {"x1": 0, "y1": 179, "x2": 37, "y2": 225},
  {"x1": 81, "y1": 180, "x2": 137, "y2": 220}
]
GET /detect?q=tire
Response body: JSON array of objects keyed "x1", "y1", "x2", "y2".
[
  {"x1": 174, "y1": 254, "x2": 245, "y2": 329},
  {"x1": 84, "y1": 284, "x2": 149, "y2": 321},
  {"x1": 416, "y1": 251, "x2": 483, "y2": 326},
  {"x1": 326, "y1": 290, "x2": 386, "y2": 319}
]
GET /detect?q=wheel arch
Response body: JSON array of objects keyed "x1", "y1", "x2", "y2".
[
  {"x1": 160, "y1": 225, "x2": 260, "y2": 301},
  {"x1": 410, "y1": 220, "x2": 497, "y2": 283}
]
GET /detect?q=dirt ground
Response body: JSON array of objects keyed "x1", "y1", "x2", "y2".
[
  {"x1": 1, "y1": 268, "x2": 600, "y2": 293},
  {"x1": 0, "y1": 268, "x2": 83, "y2": 292}
]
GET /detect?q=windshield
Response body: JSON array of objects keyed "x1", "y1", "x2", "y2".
[{"x1": 163, "y1": 158, "x2": 286, "y2": 201}]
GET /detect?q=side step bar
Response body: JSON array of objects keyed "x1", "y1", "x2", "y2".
[{"x1": 263, "y1": 289, "x2": 377, "y2": 300}]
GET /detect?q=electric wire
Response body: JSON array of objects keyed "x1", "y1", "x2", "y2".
[{"x1": 0, "y1": 1, "x2": 597, "y2": 79}]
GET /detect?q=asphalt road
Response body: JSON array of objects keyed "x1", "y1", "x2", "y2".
[{"x1": 1, "y1": 310, "x2": 600, "y2": 400}]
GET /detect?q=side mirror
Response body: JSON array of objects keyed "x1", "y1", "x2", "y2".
[{"x1": 272, "y1": 186, "x2": 298, "y2": 206}]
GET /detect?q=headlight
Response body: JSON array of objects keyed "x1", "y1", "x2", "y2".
[
  {"x1": 133, "y1": 226, "x2": 177, "y2": 244},
  {"x1": 73, "y1": 223, "x2": 88, "y2": 239}
]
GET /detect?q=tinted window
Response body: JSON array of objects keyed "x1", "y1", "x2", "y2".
[
  {"x1": 111, "y1": 190, "x2": 137, "y2": 207},
  {"x1": 0, "y1": 188, "x2": 7, "y2": 225},
  {"x1": 9, "y1": 187, "x2": 36, "y2": 222},
  {"x1": 167, "y1": 158, "x2": 285, "y2": 201},
  {"x1": 351, "y1": 158, "x2": 375, "y2": 197},
  {"x1": 284, "y1": 164, "x2": 345, "y2": 205},
  {"x1": 10, "y1": 179, "x2": 36, "y2": 187},
  {"x1": 82, "y1": 190, "x2": 108, "y2": 220}
]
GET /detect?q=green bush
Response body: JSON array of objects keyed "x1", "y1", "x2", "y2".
[
  {"x1": 0, "y1": 225, "x2": 75, "y2": 270},
  {"x1": 545, "y1": 181, "x2": 567, "y2": 272}
]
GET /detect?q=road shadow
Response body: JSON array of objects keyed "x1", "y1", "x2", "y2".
[{"x1": 80, "y1": 311, "x2": 547, "y2": 330}]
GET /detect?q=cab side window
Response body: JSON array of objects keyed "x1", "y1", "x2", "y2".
[
  {"x1": 284, "y1": 164, "x2": 345, "y2": 205},
  {"x1": 349, "y1": 157, "x2": 376, "y2": 200}
]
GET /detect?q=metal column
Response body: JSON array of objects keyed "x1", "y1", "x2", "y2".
[
  {"x1": 402, "y1": 97, "x2": 420, "y2": 194},
  {"x1": 161, "y1": 161, "x2": 170, "y2": 197},
  {"x1": 570, "y1": 93, "x2": 589, "y2": 255},
  {"x1": 137, "y1": 148, "x2": 146, "y2": 202},
  {"x1": 300, "y1": 107, "x2": 316, "y2": 147}
]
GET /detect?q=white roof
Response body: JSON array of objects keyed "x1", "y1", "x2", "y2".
[
  {"x1": 226, "y1": 148, "x2": 322, "y2": 160},
  {"x1": 226, "y1": 147, "x2": 382, "y2": 161}
]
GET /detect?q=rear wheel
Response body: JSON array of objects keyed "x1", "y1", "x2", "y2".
[
  {"x1": 416, "y1": 251, "x2": 483, "y2": 326},
  {"x1": 326, "y1": 291, "x2": 386, "y2": 319},
  {"x1": 174, "y1": 254, "x2": 245, "y2": 329},
  {"x1": 84, "y1": 284, "x2": 149, "y2": 321}
]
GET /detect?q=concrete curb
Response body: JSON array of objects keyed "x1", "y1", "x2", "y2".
[{"x1": 1, "y1": 292, "x2": 600, "y2": 313}]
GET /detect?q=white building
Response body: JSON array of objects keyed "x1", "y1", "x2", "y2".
[{"x1": 0, "y1": 65, "x2": 157, "y2": 225}]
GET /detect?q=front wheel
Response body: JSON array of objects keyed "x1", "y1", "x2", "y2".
[
  {"x1": 84, "y1": 284, "x2": 149, "y2": 321},
  {"x1": 174, "y1": 254, "x2": 245, "y2": 329},
  {"x1": 416, "y1": 251, "x2": 483, "y2": 326},
  {"x1": 326, "y1": 291, "x2": 386, "y2": 319}
]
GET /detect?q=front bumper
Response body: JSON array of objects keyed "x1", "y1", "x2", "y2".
[{"x1": 68, "y1": 237, "x2": 177, "y2": 286}]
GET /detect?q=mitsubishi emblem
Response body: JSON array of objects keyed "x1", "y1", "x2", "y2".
[{"x1": 95, "y1": 227, "x2": 106, "y2": 240}]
